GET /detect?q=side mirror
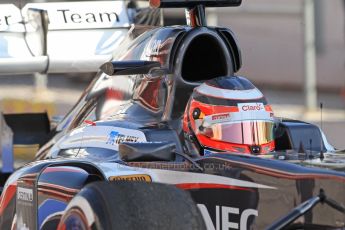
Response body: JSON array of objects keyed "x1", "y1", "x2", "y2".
[
  {"x1": 119, "y1": 142, "x2": 176, "y2": 161},
  {"x1": 100, "y1": 60, "x2": 161, "y2": 76},
  {"x1": 25, "y1": 8, "x2": 49, "y2": 56}
]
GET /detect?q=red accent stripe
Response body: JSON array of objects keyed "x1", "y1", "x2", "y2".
[
  {"x1": 57, "y1": 223, "x2": 66, "y2": 230},
  {"x1": 38, "y1": 189, "x2": 74, "y2": 202},
  {"x1": 38, "y1": 182, "x2": 80, "y2": 193},
  {"x1": 20, "y1": 173, "x2": 37, "y2": 178},
  {"x1": 0, "y1": 183, "x2": 17, "y2": 215},
  {"x1": 84, "y1": 120, "x2": 96, "y2": 126},
  {"x1": 176, "y1": 183, "x2": 253, "y2": 191}
]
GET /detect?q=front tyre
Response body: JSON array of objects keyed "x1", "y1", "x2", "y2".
[{"x1": 58, "y1": 181, "x2": 205, "y2": 230}]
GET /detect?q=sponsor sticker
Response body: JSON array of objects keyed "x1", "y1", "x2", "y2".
[
  {"x1": 17, "y1": 187, "x2": 33, "y2": 202},
  {"x1": 211, "y1": 113, "x2": 230, "y2": 121},
  {"x1": 106, "y1": 131, "x2": 140, "y2": 145},
  {"x1": 203, "y1": 113, "x2": 232, "y2": 126},
  {"x1": 109, "y1": 174, "x2": 152, "y2": 182},
  {"x1": 238, "y1": 103, "x2": 264, "y2": 112},
  {"x1": 22, "y1": 1, "x2": 130, "y2": 30},
  {"x1": 59, "y1": 126, "x2": 146, "y2": 151}
]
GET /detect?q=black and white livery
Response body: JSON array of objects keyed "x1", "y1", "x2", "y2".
[{"x1": 0, "y1": 0, "x2": 344, "y2": 229}]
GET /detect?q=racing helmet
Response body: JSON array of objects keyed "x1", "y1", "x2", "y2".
[{"x1": 183, "y1": 76, "x2": 275, "y2": 155}]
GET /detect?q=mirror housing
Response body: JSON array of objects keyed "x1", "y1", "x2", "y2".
[
  {"x1": 100, "y1": 61, "x2": 161, "y2": 76},
  {"x1": 119, "y1": 142, "x2": 176, "y2": 161}
]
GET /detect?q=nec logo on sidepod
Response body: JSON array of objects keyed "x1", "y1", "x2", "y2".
[{"x1": 198, "y1": 204, "x2": 258, "y2": 230}]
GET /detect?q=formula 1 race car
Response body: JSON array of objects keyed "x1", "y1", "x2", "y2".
[{"x1": 0, "y1": 0, "x2": 345, "y2": 229}]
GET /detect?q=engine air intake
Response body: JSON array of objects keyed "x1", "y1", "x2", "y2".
[{"x1": 181, "y1": 34, "x2": 228, "y2": 82}]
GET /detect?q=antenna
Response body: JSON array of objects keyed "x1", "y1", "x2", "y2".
[
  {"x1": 309, "y1": 139, "x2": 313, "y2": 159},
  {"x1": 320, "y1": 102, "x2": 323, "y2": 132},
  {"x1": 319, "y1": 102, "x2": 324, "y2": 160},
  {"x1": 298, "y1": 141, "x2": 307, "y2": 160}
]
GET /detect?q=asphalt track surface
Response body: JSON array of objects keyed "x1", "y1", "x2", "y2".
[{"x1": 0, "y1": 75, "x2": 344, "y2": 149}]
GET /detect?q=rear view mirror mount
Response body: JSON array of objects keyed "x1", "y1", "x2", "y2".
[
  {"x1": 25, "y1": 8, "x2": 49, "y2": 57},
  {"x1": 118, "y1": 142, "x2": 176, "y2": 162},
  {"x1": 149, "y1": 0, "x2": 241, "y2": 27}
]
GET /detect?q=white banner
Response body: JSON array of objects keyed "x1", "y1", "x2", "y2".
[
  {"x1": 0, "y1": 4, "x2": 23, "y2": 32},
  {"x1": 23, "y1": 1, "x2": 130, "y2": 30}
]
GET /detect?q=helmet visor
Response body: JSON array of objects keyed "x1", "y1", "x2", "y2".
[{"x1": 199, "y1": 120, "x2": 275, "y2": 145}]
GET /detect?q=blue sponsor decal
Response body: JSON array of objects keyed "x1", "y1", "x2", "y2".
[
  {"x1": 106, "y1": 131, "x2": 119, "y2": 145},
  {"x1": 204, "y1": 149, "x2": 219, "y2": 156},
  {"x1": 106, "y1": 131, "x2": 139, "y2": 145}
]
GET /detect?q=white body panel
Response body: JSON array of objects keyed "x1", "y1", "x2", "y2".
[
  {"x1": 51, "y1": 125, "x2": 147, "y2": 157},
  {"x1": 94, "y1": 162, "x2": 276, "y2": 190},
  {"x1": 0, "y1": 1, "x2": 130, "y2": 74}
]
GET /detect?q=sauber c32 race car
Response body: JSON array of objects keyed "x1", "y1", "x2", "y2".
[{"x1": 0, "y1": 0, "x2": 345, "y2": 229}]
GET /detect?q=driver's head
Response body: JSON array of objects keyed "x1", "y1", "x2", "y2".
[{"x1": 183, "y1": 76, "x2": 275, "y2": 156}]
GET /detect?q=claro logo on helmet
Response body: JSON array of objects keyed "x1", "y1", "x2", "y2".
[{"x1": 239, "y1": 103, "x2": 264, "y2": 112}]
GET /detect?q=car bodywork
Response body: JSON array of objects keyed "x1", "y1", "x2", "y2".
[
  {"x1": 1, "y1": 149, "x2": 345, "y2": 229},
  {"x1": 0, "y1": 0, "x2": 344, "y2": 229}
]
